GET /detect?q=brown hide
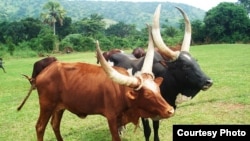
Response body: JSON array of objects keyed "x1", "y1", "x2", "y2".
[
  {"x1": 132, "y1": 47, "x2": 146, "y2": 59},
  {"x1": 34, "y1": 61, "x2": 174, "y2": 141}
]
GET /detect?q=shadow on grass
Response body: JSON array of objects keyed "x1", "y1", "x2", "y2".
[{"x1": 48, "y1": 125, "x2": 130, "y2": 141}]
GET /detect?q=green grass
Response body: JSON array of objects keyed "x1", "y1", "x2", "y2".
[{"x1": 0, "y1": 44, "x2": 250, "y2": 141}]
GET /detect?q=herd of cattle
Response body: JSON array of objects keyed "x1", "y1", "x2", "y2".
[{"x1": 17, "y1": 4, "x2": 213, "y2": 141}]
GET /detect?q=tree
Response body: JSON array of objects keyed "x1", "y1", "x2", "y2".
[
  {"x1": 204, "y1": 2, "x2": 250, "y2": 43},
  {"x1": 56, "y1": 16, "x2": 73, "y2": 40},
  {"x1": 105, "y1": 21, "x2": 144, "y2": 48},
  {"x1": 40, "y1": 0, "x2": 66, "y2": 35},
  {"x1": 6, "y1": 37, "x2": 15, "y2": 56},
  {"x1": 20, "y1": 18, "x2": 43, "y2": 41},
  {"x1": 164, "y1": 26, "x2": 178, "y2": 38},
  {"x1": 38, "y1": 27, "x2": 57, "y2": 52},
  {"x1": 238, "y1": 0, "x2": 250, "y2": 14},
  {"x1": 4, "y1": 21, "x2": 25, "y2": 45},
  {"x1": 191, "y1": 20, "x2": 206, "y2": 44},
  {"x1": 75, "y1": 14, "x2": 106, "y2": 38},
  {"x1": 106, "y1": 21, "x2": 136, "y2": 38}
]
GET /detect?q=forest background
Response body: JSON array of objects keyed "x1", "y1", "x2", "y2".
[{"x1": 0, "y1": 0, "x2": 249, "y2": 58}]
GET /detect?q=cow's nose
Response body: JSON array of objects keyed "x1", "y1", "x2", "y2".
[
  {"x1": 168, "y1": 108, "x2": 175, "y2": 115},
  {"x1": 202, "y1": 79, "x2": 213, "y2": 91}
]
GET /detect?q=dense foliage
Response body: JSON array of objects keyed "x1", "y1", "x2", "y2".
[
  {"x1": 239, "y1": 0, "x2": 250, "y2": 14},
  {"x1": 0, "y1": 0, "x2": 249, "y2": 58},
  {"x1": 189, "y1": 2, "x2": 250, "y2": 44},
  {"x1": 0, "y1": 0, "x2": 205, "y2": 29},
  {"x1": 204, "y1": 2, "x2": 250, "y2": 43}
]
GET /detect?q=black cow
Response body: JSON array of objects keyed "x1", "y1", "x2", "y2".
[
  {"x1": 109, "y1": 5, "x2": 213, "y2": 141},
  {"x1": 96, "y1": 48, "x2": 142, "y2": 65},
  {"x1": 96, "y1": 48, "x2": 123, "y2": 64},
  {"x1": 109, "y1": 50, "x2": 166, "y2": 77}
]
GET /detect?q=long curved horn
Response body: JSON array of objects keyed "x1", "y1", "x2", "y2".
[
  {"x1": 152, "y1": 4, "x2": 180, "y2": 61},
  {"x1": 175, "y1": 7, "x2": 191, "y2": 52},
  {"x1": 141, "y1": 24, "x2": 154, "y2": 74},
  {"x1": 96, "y1": 41, "x2": 139, "y2": 88}
]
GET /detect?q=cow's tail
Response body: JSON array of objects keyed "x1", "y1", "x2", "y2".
[
  {"x1": 17, "y1": 74, "x2": 36, "y2": 111},
  {"x1": 17, "y1": 85, "x2": 33, "y2": 111},
  {"x1": 22, "y1": 74, "x2": 34, "y2": 85}
]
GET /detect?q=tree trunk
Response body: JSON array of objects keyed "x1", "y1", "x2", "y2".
[{"x1": 53, "y1": 22, "x2": 56, "y2": 35}]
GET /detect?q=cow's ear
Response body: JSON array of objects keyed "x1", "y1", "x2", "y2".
[
  {"x1": 126, "y1": 91, "x2": 138, "y2": 100},
  {"x1": 154, "y1": 77, "x2": 163, "y2": 86}
]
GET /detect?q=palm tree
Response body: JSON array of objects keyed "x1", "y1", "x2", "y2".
[{"x1": 41, "y1": 1, "x2": 66, "y2": 35}]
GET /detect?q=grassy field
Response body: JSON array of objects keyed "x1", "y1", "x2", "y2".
[{"x1": 0, "y1": 44, "x2": 250, "y2": 141}]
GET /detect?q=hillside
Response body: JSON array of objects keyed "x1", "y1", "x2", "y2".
[{"x1": 0, "y1": 0, "x2": 205, "y2": 29}]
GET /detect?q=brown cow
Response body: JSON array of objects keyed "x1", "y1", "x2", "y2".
[
  {"x1": 17, "y1": 28, "x2": 174, "y2": 141},
  {"x1": 132, "y1": 47, "x2": 146, "y2": 59}
]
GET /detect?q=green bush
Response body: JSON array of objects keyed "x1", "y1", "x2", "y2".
[
  {"x1": 60, "y1": 34, "x2": 84, "y2": 51},
  {"x1": 0, "y1": 45, "x2": 10, "y2": 59},
  {"x1": 81, "y1": 37, "x2": 96, "y2": 51}
]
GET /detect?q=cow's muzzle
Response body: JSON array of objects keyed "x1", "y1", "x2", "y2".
[
  {"x1": 152, "y1": 107, "x2": 175, "y2": 120},
  {"x1": 202, "y1": 79, "x2": 213, "y2": 91}
]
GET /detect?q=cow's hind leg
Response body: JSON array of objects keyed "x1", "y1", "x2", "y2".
[
  {"x1": 36, "y1": 107, "x2": 54, "y2": 141},
  {"x1": 141, "y1": 118, "x2": 151, "y2": 141},
  {"x1": 51, "y1": 109, "x2": 65, "y2": 141},
  {"x1": 152, "y1": 120, "x2": 160, "y2": 141}
]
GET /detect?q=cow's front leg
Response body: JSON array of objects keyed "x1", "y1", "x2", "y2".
[
  {"x1": 153, "y1": 120, "x2": 160, "y2": 141},
  {"x1": 107, "y1": 118, "x2": 121, "y2": 141},
  {"x1": 141, "y1": 118, "x2": 151, "y2": 141}
]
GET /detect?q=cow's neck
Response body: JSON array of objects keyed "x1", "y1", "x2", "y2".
[
  {"x1": 121, "y1": 107, "x2": 140, "y2": 126},
  {"x1": 160, "y1": 72, "x2": 180, "y2": 109}
]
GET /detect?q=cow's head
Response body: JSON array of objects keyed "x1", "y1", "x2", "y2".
[
  {"x1": 96, "y1": 26, "x2": 174, "y2": 122},
  {"x1": 152, "y1": 5, "x2": 213, "y2": 104},
  {"x1": 132, "y1": 47, "x2": 146, "y2": 58}
]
